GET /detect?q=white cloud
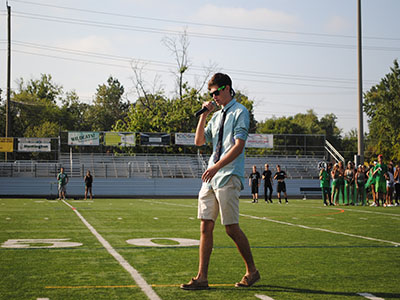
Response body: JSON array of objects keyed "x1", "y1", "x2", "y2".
[
  {"x1": 325, "y1": 16, "x2": 352, "y2": 33},
  {"x1": 193, "y1": 4, "x2": 300, "y2": 29},
  {"x1": 55, "y1": 35, "x2": 114, "y2": 53}
]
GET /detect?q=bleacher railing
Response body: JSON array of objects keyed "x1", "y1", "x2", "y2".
[{"x1": 0, "y1": 153, "x2": 322, "y2": 179}]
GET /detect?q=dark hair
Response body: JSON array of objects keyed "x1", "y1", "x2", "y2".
[{"x1": 208, "y1": 73, "x2": 235, "y2": 97}]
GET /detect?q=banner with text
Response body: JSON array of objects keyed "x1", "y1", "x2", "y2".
[
  {"x1": 140, "y1": 133, "x2": 171, "y2": 147},
  {"x1": 0, "y1": 137, "x2": 13, "y2": 152},
  {"x1": 104, "y1": 132, "x2": 136, "y2": 147},
  {"x1": 18, "y1": 138, "x2": 51, "y2": 152},
  {"x1": 68, "y1": 132, "x2": 99, "y2": 146},
  {"x1": 246, "y1": 134, "x2": 274, "y2": 148},
  {"x1": 175, "y1": 133, "x2": 196, "y2": 145}
]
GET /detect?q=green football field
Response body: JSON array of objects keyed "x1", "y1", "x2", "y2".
[{"x1": 0, "y1": 197, "x2": 399, "y2": 300}]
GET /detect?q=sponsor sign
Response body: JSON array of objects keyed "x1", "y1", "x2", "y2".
[
  {"x1": 0, "y1": 137, "x2": 13, "y2": 152},
  {"x1": 246, "y1": 134, "x2": 274, "y2": 148},
  {"x1": 140, "y1": 133, "x2": 171, "y2": 147},
  {"x1": 18, "y1": 138, "x2": 51, "y2": 152},
  {"x1": 104, "y1": 132, "x2": 136, "y2": 147},
  {"x1": 175, "y1": 133, "x2": 196, "y2": 145},
  {"x1": 68, "y1": 132, "x2": 99, "y2": 146}
]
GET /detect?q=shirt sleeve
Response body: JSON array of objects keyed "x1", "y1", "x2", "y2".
[
  {"x1": 233, "y1": 107, "x2": 250, "y2": 141},
  {"x1": 204, "y1": 118, "x2": 213, "y2": 144}
]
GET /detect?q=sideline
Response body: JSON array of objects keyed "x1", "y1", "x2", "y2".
[{"x1": 61, "y1": 200, "x2": 162, "y2": 300}]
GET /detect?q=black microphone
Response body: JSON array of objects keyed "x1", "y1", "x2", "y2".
[{"x1": 195, "y1": 102, "x2": 216, "y2": 117}]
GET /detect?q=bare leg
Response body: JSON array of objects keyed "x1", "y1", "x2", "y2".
[
  {"x1": 195, "y1": 220, "x2": 215, "y2": 282},
  {"x1": 84, "y1": 187, "x2": 88, "y2": 200},
  {"x1": 225, "y1": 224, "x2": 257, "y2": 276}
]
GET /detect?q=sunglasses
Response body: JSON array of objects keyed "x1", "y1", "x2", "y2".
[{"x1": 209, "y1": 85, "x2": 226, "y2": 97}]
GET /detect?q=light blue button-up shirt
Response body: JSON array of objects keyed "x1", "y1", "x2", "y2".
[{"x1": 203, "y1": 98, "x2": 250, "y2": 190}]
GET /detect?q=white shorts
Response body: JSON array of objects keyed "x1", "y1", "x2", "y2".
[{"x1": 197, "y1": 175, "x2": 241, "y2": 225}]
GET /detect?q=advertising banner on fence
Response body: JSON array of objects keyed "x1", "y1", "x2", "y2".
[
  {"x1": 175, "y1": 133, "x2": 196, "y2": 145},
  {"x1": 246, "y1": 134, "x2": 274, "y2": 148},
  {"x1": 68, "y1": 132, "x2": 99, "y2": 146},
  {"x1": 140, "y1": 133, "x2": 171, "y2": 147},
  {"x1": 18, "y1": 138, "x2": 51, "y2": 152},
  {"x1": 0, "y1": 137, "x2": 13, "y2": 152},
  {"x1": 104, "y1": 132, "x2": 136, "y2": 147}
]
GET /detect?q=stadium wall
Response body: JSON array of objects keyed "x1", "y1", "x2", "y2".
[{"x1": 0, "y1": 177, "x2": 319, "y2": 198}]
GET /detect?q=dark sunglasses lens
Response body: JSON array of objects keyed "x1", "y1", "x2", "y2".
[{"x1": 209, "y1": 90, "x2": 220, "y2": 97}]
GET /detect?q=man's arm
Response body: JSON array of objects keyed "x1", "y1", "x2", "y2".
[
  {"x1": 194, "y1": 102, "x2": 215, "y2": 146},
  {"x1": 202, "y1": 138, "x2": 245, "y2": 183}
]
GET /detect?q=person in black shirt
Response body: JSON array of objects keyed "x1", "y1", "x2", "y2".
[
  {"x1": 273, "y1": 165, "x2": 288, "y2": 204},
  {"x1": 84, "y1": 170, "x2": 93, "y2": 200},
  {"x1": 262, "y1": 164, "x2": 273, "y2": 203},
  {"x1": 249, "y1": 165, "x2": 261, "y2": 203}
]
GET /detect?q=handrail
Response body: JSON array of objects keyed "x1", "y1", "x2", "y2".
[{"x1": 325, "y1": 140, "x2": 345, "y2": 163}]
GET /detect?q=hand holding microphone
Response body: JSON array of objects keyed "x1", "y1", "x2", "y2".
[{"x1": 195, "y1": 101, "x2": 217, "y2": 117}]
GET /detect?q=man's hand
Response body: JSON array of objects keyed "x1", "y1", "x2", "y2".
[
  {"x1": 202, "y1": 165, "x2": 219, "y2": 183},
  {"x1": 201, "y1": 101, "x2": 216, "y2": 117}
]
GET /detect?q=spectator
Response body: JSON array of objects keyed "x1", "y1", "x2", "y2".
[
  {"x1": 262, "y1": 164, "x2": 273, "y2": 203},
  {"x1": 84, "y1": 170, "x2": 93, "y2": 200},
  {"x1": 319, "y1": 163, "x2": 331, "y2": 206},
  {"x1": 385, "y1": 164, "x2": 395, "y2": 207},
  {"x1": 372, "y1": 154, "x2": 388, "y2": 207},
  {"x1": 344, "y1": 161, "x2": 355, "y2": 205},
  {"x1": 249, "y1": 165, "x2": 261, "y2": 203},
  {"x1": 355, "y1": 165, "x2": 366, "y2": 206},
  {"x1": 57, "y1": 167, "x2": 68, "y2": 200},
  {"x1": 394, "y1": 163, "x2": 400, "y2": 206},
  {"x1": 273, "y1": 165, "x2": 288, "y2": 204}
]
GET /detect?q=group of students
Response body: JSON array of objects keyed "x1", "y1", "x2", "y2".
[
  {"x1": 56, "y1": 167, "x2": 94, "y2": 200},
  {"x1": 248, "y1": 164, "x2": 288, "y2": 204},
  {"x1": 319, "y1": 154, "x2": 400, "y2": 207}
]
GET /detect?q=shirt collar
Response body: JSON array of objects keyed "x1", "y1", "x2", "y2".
[{"x1": 222, "y1": 98, "x2": 236, "y2": 112}]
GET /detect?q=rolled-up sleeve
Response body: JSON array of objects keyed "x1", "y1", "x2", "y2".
[{"x1": 233, "y1": 109, "x2": 249, "y2": 141}]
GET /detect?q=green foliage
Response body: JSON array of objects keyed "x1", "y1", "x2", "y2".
[
  {"x1": 24, "y1": 121, "x2": 60, "y2": 137},
  {"x1": 85, "y1": 76, "x2": 128, "y2": 131},
  {"x1": 364, "y1": 59, "x2": 400, "y2": 161}
]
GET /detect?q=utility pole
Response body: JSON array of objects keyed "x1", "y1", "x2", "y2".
[
  {"x1": 6, "y1": 1, "x2": 11, "y2": 138},
  {"x1": 357, "y1": 0, "x2": 364, "y2": 165},
  {"x1": 5, "y1": 2, "x2": 11, "y2": 161}
]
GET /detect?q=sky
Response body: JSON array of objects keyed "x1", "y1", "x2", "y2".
[{"x1": 0, "y1": 0, "x2": 399, "y2": 135}]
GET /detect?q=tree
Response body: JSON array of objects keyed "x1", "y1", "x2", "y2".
[
  {"x1": 86, "y1": 76, "x2": 128, "y2": 131},
  {"x1": 364, "y1": 60, "x2": 400, "y2": 161},
  {"x1": 11, "y1": 74, "x2": 63, "y2": 137}
]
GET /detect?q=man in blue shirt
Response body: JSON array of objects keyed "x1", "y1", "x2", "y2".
[{"x1": 181, "y1": 73, "x2": 260, "y2": 290}]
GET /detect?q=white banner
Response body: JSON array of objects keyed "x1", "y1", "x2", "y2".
[
  {"x1": 175, "y1": 133, "x2": 196, "y2": 145},
  {"x1": 104, "y1": 132, "x2": 136, "y2": 147},
  {"x1": 246, "y1": 134, "x2": 274, "y2": 148},
  {"x1": 18, "y1": 143, "x2": 51, "y2": 152},
  {"x1": 68, "y1": 132, "x2": 99, "y2": 146}
]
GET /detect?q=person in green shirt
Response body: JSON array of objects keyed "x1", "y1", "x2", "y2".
[
  {"x1": 372, "y1": 154, "x2": 388, "y2": 206},
  {"x1": 319, "y1": 163, "x2": 331, "y2": 206},
  {"x1": 57, "y1": 167, "x2": 69, "y2": 200}
]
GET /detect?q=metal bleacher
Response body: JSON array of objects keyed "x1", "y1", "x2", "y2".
[{"x1": 0, "y1": 153, "x2": 322, "y2": 180}]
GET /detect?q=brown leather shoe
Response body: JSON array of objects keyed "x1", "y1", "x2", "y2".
[
  {"x1": 180, "y1": 278, "x2": 210, "y2": 290},
  {"x1": 235, "y1": 270, "x2": 260, "y2": 287}
]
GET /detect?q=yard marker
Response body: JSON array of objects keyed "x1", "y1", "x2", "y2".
[
  {"x1": 240, "y1": 214, "x2": 400, "y2": 246},
  {"x1": 37, "y1": 298, "x2": 49, "y2": 300},
  {"x1": 61, "y1": 200, "x2": 162, "y2": 300},
  {"x1": 357, "y1": 292, "x2": 385, "y2": 300},
  {"x1": 255, "y1": 294, "x2": 275, "y2": 300}
]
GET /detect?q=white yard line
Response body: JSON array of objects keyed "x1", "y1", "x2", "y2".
[
  {"x1": 240, "y1": 214, "x2": 400, "y2": 246},
  {"x1": 357, "y1": 292, "x2": 385, "y2": 300},
  {"x1": 139, "y1": 199, "x2": 400, "y2": 246},
  {"x1": 255, "y1": 294, "x2": 275, "y2": 300},
  {"x1": 61, "y1": 200, "x2": 161, "y2": 300}
]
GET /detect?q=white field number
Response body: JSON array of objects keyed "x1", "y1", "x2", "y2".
[{"x1": 1, "y1": 239, "x2": 83, "y2": 248}]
